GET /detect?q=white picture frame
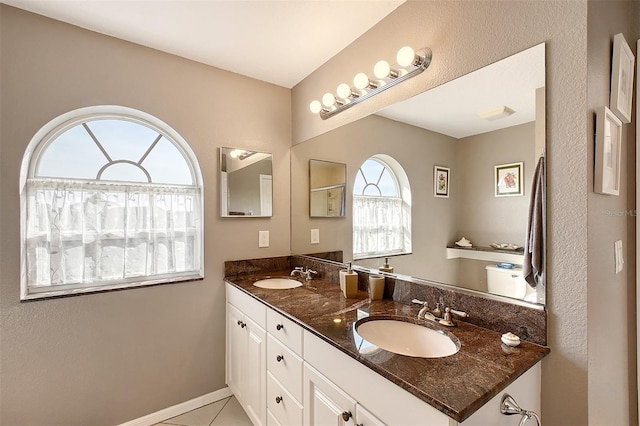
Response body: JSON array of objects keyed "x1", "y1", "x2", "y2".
[
  {"x1": 434, "y1": 166, "x2": 450, "y2": 198},
  {"x1": 594, "y1": 106, "x2": 623, "y2": 195},
  {"x1": 610, "y1": 33, "x2": 635, "y2": 124}
]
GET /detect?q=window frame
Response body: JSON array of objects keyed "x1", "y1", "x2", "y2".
[
  {"x1": 352, "y1": 155, "x2": 412, "y2": 260},
  {"x1": 20, "y1": 105, "x2": 204, "y2": 300}
]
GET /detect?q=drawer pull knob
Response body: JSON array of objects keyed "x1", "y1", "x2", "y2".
[
  {"x1": 276, "y1": 323, "x2": 284, "y2": 331},
  {"x1": 237, "y1": 320, "x2": 246, "y2": 328},
  {"x1": 275, "y1": 396, "x2": 283, "y2": 404},
  {"x1": 341, "y1": 411, "x2": 352, "y2": 421},
  {"x1": 276, "y1": 355, "x2": 284, "y2": 362}
]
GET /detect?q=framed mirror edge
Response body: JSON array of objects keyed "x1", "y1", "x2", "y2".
[{"x1": 219, "y1": 146, "x2": 273, "y2": 218}]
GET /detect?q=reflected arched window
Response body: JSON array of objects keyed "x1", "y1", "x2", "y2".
[
  {"x1": 353, "y1": 155, "x2": 411, "y2": 259},
  {"x1": 21, "y1": 106, "x2": 203, "y2": 300}
]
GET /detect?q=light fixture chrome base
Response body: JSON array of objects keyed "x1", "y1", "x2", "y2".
[{"x1": 319, "y1": 48, "x2": 432, "y2": 120}]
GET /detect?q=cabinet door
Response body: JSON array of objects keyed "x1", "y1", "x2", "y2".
[
  {"x1": 304, "y1": 364, "x2": 357, "y2": 426},
  {"x1": 244, "y1": 315, "x2": 267, "y2": 426},
  {"x1": 226, "y1": 302, "x2": 245, "y2": 402},
  {"x1": 356, "y1": 404, "x2": 386, "y2": 426}
]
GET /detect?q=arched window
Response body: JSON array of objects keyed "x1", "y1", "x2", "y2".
[
  {"x1": 353, "y1": 155, "x2": 411, "y2": 259},
  {"x1": 20, "y1": 106, "x2": 203, "y2": 300}
]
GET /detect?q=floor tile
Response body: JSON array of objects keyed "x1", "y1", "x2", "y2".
[
  {"x1": 162, "y1": 397, "x2": 230, "y2": 426},
  {"x1": 210, "y1": 396, "x2": 252, "y2": 426}
]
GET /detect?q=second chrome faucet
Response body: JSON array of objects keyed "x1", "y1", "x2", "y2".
[
  {"x1": 411, "y1": 299, "x2": 469, "y2": 327},
  {"x1": 291, "y1": 266, "x2": 318, "y2": 281}
]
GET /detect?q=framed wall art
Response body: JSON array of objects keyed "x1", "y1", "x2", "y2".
[
  {"x1": 594, "y1": 106, "x2": 622, "y2": 195},
  {"x1": 434, "y1": 166, "x2": 450, "y2": 198},
  {"x1": 495, "y1": 162, "x2": 523, "y2": 197},
  {"x1": 610, "y1": 33, "x2": 634, "y2": 124}
]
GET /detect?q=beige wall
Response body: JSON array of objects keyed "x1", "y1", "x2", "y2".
[
  {"x1": 456, "y1": 122, "x2": 536, "y2": 293},
  {"x1": 587, "y1": 2, "x2": 639, "y2": 425},
  {"x1": 292, "y1": 1, "x2": 590, "y2": 424},
  {"x1": 457, "y1": 122, "x2": 535, "y2": 246},
  {"x1": 0, "y1": 6, "x2": 291, "y2": 425}
]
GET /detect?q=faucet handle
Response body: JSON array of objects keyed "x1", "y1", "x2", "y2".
[
  {"x1": 294, "y1": 266, "x2": 304, "y2": 271},
  {"x1": 450, "y1": 308, "x2": 469, "y2": 318},
  {"x1": 411, "y1": 298, "x2": 427, "y2": 305}
]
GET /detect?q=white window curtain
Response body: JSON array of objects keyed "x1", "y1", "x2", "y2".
[
  {"x1": 25, "y1": 178, "x2": 201, "y2": 292},
  {"x1": 353, "y1": 195, "x2": 405, "y2": 258}
]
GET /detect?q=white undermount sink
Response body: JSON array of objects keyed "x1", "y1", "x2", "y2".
[
  {"x1": 253, "y1": 278, "x2": 302, "y2": 289},
  {"x1": 355, "y1": 318, "x2": 459, "y2": 358}
]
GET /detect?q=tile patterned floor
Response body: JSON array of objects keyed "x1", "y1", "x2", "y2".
[{"x1": 154, "y1": 396, "x2": 252, "y2": 426}]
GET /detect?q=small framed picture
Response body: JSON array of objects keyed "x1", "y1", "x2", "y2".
[
  {"x1": 434, "y1": 166, "x2": 450, "y2": 198},
  {"x1": 594, "y1": 106, "x2": 622, "y2": 195},
  {"x1": 495, "y1": 162, "x2": 523, "y2": 197},
  {"x1": 610, "y1": 33, "x2": 634, "y2": 124}
]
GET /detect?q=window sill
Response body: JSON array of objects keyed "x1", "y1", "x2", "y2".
[{"x1": 21, "y1": 273, "x2": 204, "y2": 302}]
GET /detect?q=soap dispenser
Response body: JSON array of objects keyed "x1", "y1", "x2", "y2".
[
  {"x1": 378, "y1": 257, "x2": 394, "y2": 273},
  {"x1": 339, "y1": 262, "x2": 358, "y2": 298}
]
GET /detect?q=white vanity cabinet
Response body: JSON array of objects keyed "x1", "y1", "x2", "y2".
[
  {"x1": 303, "y1": 330, "x2": 541, "y2": 426},
  {"x1": 226, "y1": 283, "x2": 541, "y2": 426},
  {"x1": 226, "y1": 285, "x2": 267, "y2": 426},
  {"x1": 304, "y1": 363, "x2": 385, "y2": 426}
]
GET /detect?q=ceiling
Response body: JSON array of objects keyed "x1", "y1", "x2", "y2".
[
  {"x1": 1, "y1": 0, "x2": 404, "y2": 89},
  {"x1": 377, "y1": 43, "x2": 545, "y2": 138},
  {"x1": 3, "y1": 1, "x2": 543, "y2": 137}
]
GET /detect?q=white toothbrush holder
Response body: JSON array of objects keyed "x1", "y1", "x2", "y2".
[{"x1": 368, "y1": 275, "x2": 385, "y2": 301}]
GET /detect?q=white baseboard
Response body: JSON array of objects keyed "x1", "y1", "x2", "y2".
[{"x1": 119, "y1": 387, "x2": 234, "y2": 426}]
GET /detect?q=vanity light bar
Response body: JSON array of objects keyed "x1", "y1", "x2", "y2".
[{"x1": 310, "y1": 46, "x2": 432, "y2": 120}]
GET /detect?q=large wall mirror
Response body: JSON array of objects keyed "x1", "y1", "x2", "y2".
[
  {"x1": 220, "y1": 147, "x2": 273, "y2": 217},
  {"x1": 291, "y1": 43, "x2": 546, "y2": 306}
]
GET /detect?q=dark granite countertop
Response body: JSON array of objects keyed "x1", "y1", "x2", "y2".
[{"x1": 225, "y1": 270, "x2": 549, "y2": 423}]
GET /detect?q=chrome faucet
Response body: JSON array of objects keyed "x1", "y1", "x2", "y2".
[
  {"x1": 440, "y1": 307, "x2": 469, "y2": 327},
  {"x1": 412, "y1": 299, "x2": 468, "y2": 326},
  {"x1": 290, "y1": 266, "x2": 317, "y2": 281},
  {"x1": 412, "y1": 299, "x2": 437, "y2": 321}
]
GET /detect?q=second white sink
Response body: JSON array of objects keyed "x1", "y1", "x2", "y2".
[
  {"x1": 355, "y1": 318, "x2": 459, "y2": 358},
  {"x1": 253, "y1": 278, "x2": 302, "y2": 289}
]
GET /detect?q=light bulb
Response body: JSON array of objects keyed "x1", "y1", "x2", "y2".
[
  {"x1": 229, "y1": 149, "x2": 242, "y2": 158},
  {"x1": 336, "y1": 83, "x2": 352, "y2": 99},
  {"x1": 397, "y1": 46, "x2": 416, "y2": 67},
  {"x1": 373, "y1": 60, "x2": 391, "y2": 79},
  {"x1": 309, "y1": 100, "x2": 322, "y2": 114},
  {"x1": 353, "y1": 72, "x2": 370, "y2": 90},
  {"x1": 322, "y1": 93, "x2": 336, "y2": 107}
]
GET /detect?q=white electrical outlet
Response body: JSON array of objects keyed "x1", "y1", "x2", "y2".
[
  {"x1": 259, "y1": 230, "x2": 269, "y2": 248},
  {"x1": 614, "y1": 240, "x2": 624, "y2": 274},
  {"x1": 311, "y1": 228, "x2": 320, "y2": 244}
]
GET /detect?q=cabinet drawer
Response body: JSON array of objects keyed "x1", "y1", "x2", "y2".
[
  {"x1": 267, "y1": 334, "x2": 303, "y2": 402},
  {"x1": 267, "y1": 309, "x2": 302, "y2": 355},
  {"x1": 226, "y1": 282, "x2": 266, "y2": 328},
  {"x1": 267, "y1": 372, "x2": 303, "y2": 426}
]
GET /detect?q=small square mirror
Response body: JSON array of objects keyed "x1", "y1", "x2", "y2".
[
  {"x1": 309, "y1": 159, "x2": 346, "y2": 217},
  {"x1": 220, "y1": 147, "x2": 273, "y2": 217}
]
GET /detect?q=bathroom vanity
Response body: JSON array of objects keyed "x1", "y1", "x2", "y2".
[{"x1": 225, "y1": 259, "x2": 548, "y2": 425}]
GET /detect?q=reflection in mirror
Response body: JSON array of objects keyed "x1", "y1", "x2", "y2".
[
  {"x1": 310, "y1": 159, "x2": 346, "y2": 217},
  {"x1": 220, "y1": 147, "x2": 273, "y2": 217},
  {"x1": 291, "y1": 43, "x2": 545, "y2": 306}
]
